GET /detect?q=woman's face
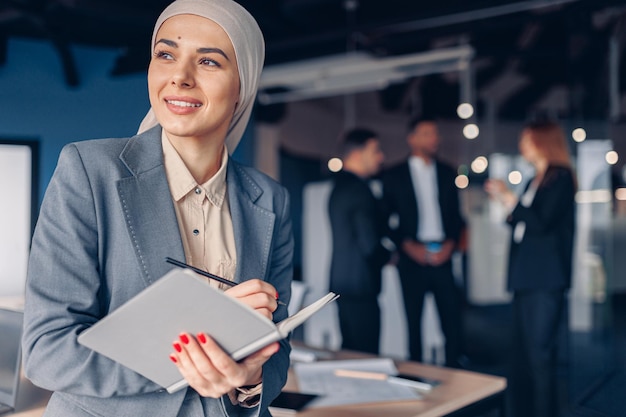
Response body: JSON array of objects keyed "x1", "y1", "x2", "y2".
[{"x1": 148, "y1": 14, "x2": 240, "y2": 144}]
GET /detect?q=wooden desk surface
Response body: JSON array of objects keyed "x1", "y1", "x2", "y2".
[
  {"x1": 284, "y1": 347, "x2": 507, "y2": 417},
  {"x1": 12, "y1": 347, "x2": 506, "y2": 417},
  {"x1": 10, "y1": 408, "x2": 45, "y2": 417}
]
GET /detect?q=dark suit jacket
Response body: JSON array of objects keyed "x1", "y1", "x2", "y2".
[
  {"x1": 328, "y1": 171, "x2": 389, "y2": 298},
  {"x1": 381, "y1": 158, "x2": 465, "y2": 263},
  {"x1": 507, "y1": 165, "x2": 576, "y2": 291}
]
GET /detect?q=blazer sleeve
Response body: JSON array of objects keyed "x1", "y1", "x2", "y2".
[{"x1": 22, "y1": 144, "x2": 162, "y2": 397}]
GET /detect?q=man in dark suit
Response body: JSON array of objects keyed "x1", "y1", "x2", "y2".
[
  {"x1": 328, "y1": 128, "x2": 390, "y2": 354},
  {"x1": 382, "y1": 117, "x2": 465, "y2": 367}
]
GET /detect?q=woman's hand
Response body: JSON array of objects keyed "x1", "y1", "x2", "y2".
[
  {"x1": 170, "y1": 332, "x2": 279, "y2": 398},
  {"x1": 484, "y1": 179, "x2": 518, "y2": 210},
  {"x1": 168, "y1": 279, "x2": 281, "y2": 397},
  {"x1": 224, "y1": 278, "x2": 280, "y2": 320}
]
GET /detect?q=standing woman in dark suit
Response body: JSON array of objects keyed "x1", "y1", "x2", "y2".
[{"x1": 485, "y1": 120, "x2": 576, "y2": 417}]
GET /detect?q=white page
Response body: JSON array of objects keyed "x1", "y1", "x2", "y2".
[
  {"x1": 277, "y1": 293, "x2": 338, "y2": 336},
  {"x1": 293, "y1": 358, "x2": 421, "y2": 408}
]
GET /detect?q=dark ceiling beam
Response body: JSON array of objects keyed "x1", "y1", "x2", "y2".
[
  {"x1": 49, "y1": 35, "x2": 79, "y2": 86},
  {"x1": 368, "y1": 0, "x2": 582, "y2": 38},
  {"x1": 54, "y1": 0, "x2": 160, "y2": 25},
  {"x1": 265, "y1": 0, "x2": 584, "y2": 61},
  {"x1": 0, "y1": 7, "x2": 23, "y2": 24},
  {"x1": 20, "y1": 7, "x2": 80, "y2": 86}
]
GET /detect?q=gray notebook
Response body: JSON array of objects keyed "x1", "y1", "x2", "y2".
[{"x1": 78, "y1": 269, "x2": 338, "y2": 393}]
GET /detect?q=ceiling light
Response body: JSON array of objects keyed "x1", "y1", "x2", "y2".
[
  {"x1": 572, "y1": 128, "x2": 586, "y2": 143},
  {"x1": 463, "y1": 123, "x2": 479, "y2": 139},
  {"x1": 258, "y1": 46, "x2": 474, "y2": 105},
  {"x1": 606, "y1": 151, "x2": 618, "y2": 165},
  {"x1": 328, "y1": 158, "x2": 343, "y2": 172},
  {"x1": 471, "y1": 156, "x2": 488, "y2": 173},
  {"x1": 508, "y1": 170, "x2": 522, "y2": 185},
  {"x1": 457, "y1": 103, "x2": 474, "y2": 119}
]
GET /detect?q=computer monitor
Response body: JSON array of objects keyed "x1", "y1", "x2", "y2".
[
  {"x1": 0, "y1": 308, "x2": 50, "y2": 414},
  {"x1": 0, "y1": 140, "x2": 39, "y2": 299},
  {"x1": 0, "y1": 308, "x2": 24, "y2": 413}
]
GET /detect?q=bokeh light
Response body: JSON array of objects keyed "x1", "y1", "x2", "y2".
[
  {"x1": 457, "y1": 103, "x2": 474, "y2": 120},
  {"x1": 328, "y1": 157, "x2": 343, "y2": 172},
  {"x1": 455, "y1": 174, "x2": 469, "y2": 189},
  {"x1": 508, "y1": 170, "x2": 522, "y2": 185},
  {"x1": 606, "y1": 151, "x2": 619, "y2": 165},
  {"x1": 572, "y1": 128, "x2": 586, "y2": 143},
  {"x1": 471, "y1": 156, "x2": 488, "y2": 174},
  {"x1": 463, "y1": 123, "x2": 480, "y2": 140}
]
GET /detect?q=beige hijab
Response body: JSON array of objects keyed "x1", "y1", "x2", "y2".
[{"x1": 137, "y1": 0, "x2": 265, "y2": 154}]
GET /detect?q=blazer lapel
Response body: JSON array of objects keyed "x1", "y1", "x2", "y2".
[
  {"x1": 401, "y1": 162, "x2": 419, "y2": 231},
  {"x1": 227, "y1": 162, "x2": 275, "y2": 283},
  {"x1": 117, "y1": 127, "x2": 185, "y2": 286}
]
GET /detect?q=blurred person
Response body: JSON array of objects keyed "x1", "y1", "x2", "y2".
[
  {"x1": 21, "y1": 1, "x2": 294, "y2": 416},
  {"x1": 381, "y1": 117, "x2": 465, "y2": 367},
  {"x1": 485, "y1": 120, "x2": 576, "y2": 417},
  {"x1": 328, "y1": 128, "x2": 390, "y2": 354}
]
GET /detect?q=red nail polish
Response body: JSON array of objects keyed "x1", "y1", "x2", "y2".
[
  {"x1": 180, "y1": 334, "x2": 190, "y2": 345},
  {"x1": 173, "y1": 342, "x2": 182, "y2": 352},
  {"x1": 275, "y1": 291, "x2": 279, "y2": 300},
  {"x1": 197, "y1": 333, "x2": 207, "y2": 344},
  {"x1": 169, "y1": 354, "x2": 178, "y2": 363}
]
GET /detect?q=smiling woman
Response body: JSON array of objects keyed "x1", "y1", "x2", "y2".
[{"x1": 21, "y1": 1, "x2": 294, "y2": 417}]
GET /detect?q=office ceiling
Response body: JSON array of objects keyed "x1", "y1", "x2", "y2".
[{"x1": 1, "y1": 0, "x2": 625, "y2": 121}]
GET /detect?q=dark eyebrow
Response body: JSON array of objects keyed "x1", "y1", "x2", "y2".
[
  {"x1": 155, "y1": 38, "x2": 177, "y2": 48},
  {"x1": 197, "y1": 47, "x2": 230, "y2": 61},
  {"x1": 155, "y1": 38, "x2": 230, "y2": 61}
]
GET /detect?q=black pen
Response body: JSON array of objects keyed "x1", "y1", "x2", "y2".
[{"x1": 165, "y1": 257, "x2": 288, "y2": 306}]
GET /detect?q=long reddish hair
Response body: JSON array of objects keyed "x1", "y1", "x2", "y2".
[{"x1": 521, "y1": 121, "x2": 572, "y2": 168}]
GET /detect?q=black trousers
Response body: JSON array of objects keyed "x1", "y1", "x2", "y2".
[
  {"x1": 510, "y1": 289, "x2": 565, "y2": 417},
  {"x1": 397, "y1": 260, "x2": 462, "y2": 367},
  {"x1": 336, "y1": 297, "x2": 381, "y2": 354}
]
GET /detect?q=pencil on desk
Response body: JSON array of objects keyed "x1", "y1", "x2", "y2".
[
  {"x1": 165, "y1": 257, "x2": 288, "y2": 306},
  {"x1": 334, "y1": 369, "x2": 388, "y2": 381},
  {"x1": 334, "y1": 369, "x2": 434, "y2": 391}
]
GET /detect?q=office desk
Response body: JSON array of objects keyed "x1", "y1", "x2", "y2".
[
  {"x1": 285, "y1": 347, "x2": 507, "y2": 417},
  {"x1": 12, "y1": 348, "x2": 506, "y2": 417},
  {"x1": 10, "y1": 408, "x2": 45, "y2": 417}
]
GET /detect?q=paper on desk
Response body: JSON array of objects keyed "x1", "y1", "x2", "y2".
[{"x1": 293, "y1": 358, "x2": 422, "y2": 408}]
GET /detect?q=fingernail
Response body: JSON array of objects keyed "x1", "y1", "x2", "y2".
[
  {"x1": 169, "y1": 354, "x2": 178, "y2": 363},
  {"x1": 197, "y1": 333, "x2": 207, "y2": 344},
  {"x1": 180, "y1": 334, "x2": 190, "y2": 345},
  {"x1": 275, "y1": 291, "x2": 279, "y2": 300},
  {"x1": 173, "y1": 342, "x2": 182, "y2": 353}
]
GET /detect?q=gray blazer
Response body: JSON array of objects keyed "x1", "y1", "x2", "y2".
[{"x1": 22, "y1": 126, "x2": 293, "y2": 417}]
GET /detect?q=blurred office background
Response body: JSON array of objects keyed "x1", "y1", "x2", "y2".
[{"x1": 1, "y1": 1, "x2": 626, "y2": 415}]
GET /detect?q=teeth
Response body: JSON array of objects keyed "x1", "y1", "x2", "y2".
[{"x1": 167, "y1": 100, "x2": 201, "y2": 108}]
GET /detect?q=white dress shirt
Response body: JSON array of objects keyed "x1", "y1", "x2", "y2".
[{"x1": 408, "y1": 156, "x2": 445, "y2": 242}]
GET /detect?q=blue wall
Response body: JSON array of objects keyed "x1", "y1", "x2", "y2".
[{"x1": 0, "y1": 37, "x2": 254, "y2": 207}]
